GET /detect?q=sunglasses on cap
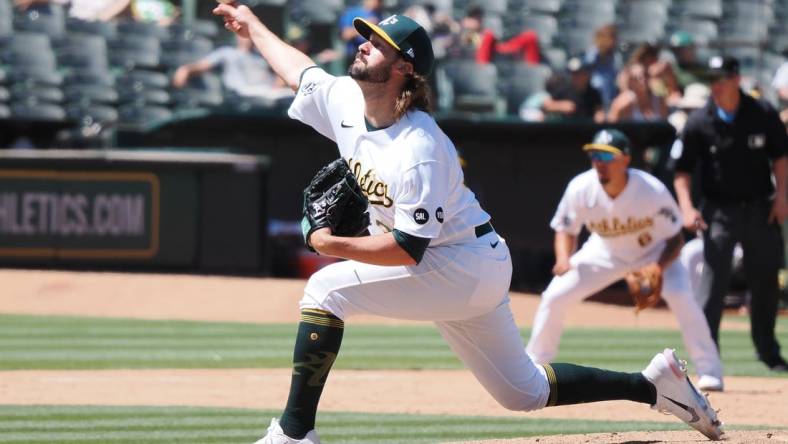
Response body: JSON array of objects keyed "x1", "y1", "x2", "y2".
[{"x1": 588, "y1": 151, "x2": 617, "y2": 163}]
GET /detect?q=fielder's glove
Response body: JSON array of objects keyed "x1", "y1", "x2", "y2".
[
  {"x1": 624, "y1": 263, "x2": 663, "y2": 313},
  {"x1": 301, "y1": 158, "x2": 370, "y2": 251}
]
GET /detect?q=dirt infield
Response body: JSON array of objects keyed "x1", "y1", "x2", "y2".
[{"x1": 1, "y1": 269, "x2": 786, "y2": 443}]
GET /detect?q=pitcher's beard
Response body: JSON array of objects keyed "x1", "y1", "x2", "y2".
[{"x1": 349, "y1": 55, "x2": 393, "y2": 83}]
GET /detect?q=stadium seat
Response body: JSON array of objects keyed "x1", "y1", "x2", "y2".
[
  {"x1": 484, "y1": 14, "x2": 505, "y2": 38},
  {"x1": 118, "y1": 104, "x2": 173, "y2": 127},
  {"x1": 168, "y1": 19, "x2": 219, "y2": 40},
  {"x1": 8, "y1": 65, "x2": 64, "y2": 87},
  {"x1": 117, "y1": 70, "x2": 169, "y2": 89},
  {"x1": 170, "y1": 73, "x2": 224, "y2": 109},
  {"x1": 669, "y1": 18, "x2": 718, "y2": 44},
  {"x1": 523, "y1": 0, "x2": 562, "y2": 14},
  {"x1": 1, "y1": 32, "x2": 56, "y2": 66},
  {"x1": 117, "y1": 20, "x2": 170, "y2": 40},
  {"x1": 11, "y1": 99, "x2": 66, "y2": 121},
  {"x1": 671, "y1": 0, "x2": 723, "y2": 19},
  {"x1": 0, "y1": 0, "x2": 11, "y2": 39},
  {"x1": 482, "y1": 0, "x2": 508, "y2": 14},
  {"x1": 66, "y1": 17, "x2": 118, "y2": 39},
  {"x1": 118, "y1": 87, "x2": 170, "y2": 107},
  {"x1": 13, "y1": 4, "x2": 66, "y2": 40},
  {"x1": 10, "y1": 84, "x2": 64, "y2": 103},
  {"x1": 108, "y1": 35, "x2": 161, "y2": 69},
  {"x1": 556, "y1": 28, "x2": 595, "y2": 55},
  {"x1": 443, "y1": 60, "x2": 501, "y2": 113},
  {"x1": 518, "y1": 14, "x2": 558, "y2": 46},
  {"x1": 65, "y1": 103, "x2": 119, "y2": 124},
  {"x1": 65, "y1": 69, "x2": 115, "y2": 88},
  {"x1": 501, "y1": 62, "x2": 548, "y2": 114},
  {"x1": 56, "y1": 34, "x2": 109, "y2": 73},
  {"x1": 162, "y1": 36, "x2": 213, "y2": 54},
  {"x1": 0, "y1": 85, "x2": 9, "y2": 102},
  {"x1": 0, "y1": 103, "x2": 9, "y2": 119},
  {"x1": 541, "y1": 46, "x2": 567, "y2": 71},
  {"x1": 64, "y1": 84, "x2": 119, "y2": 105}
]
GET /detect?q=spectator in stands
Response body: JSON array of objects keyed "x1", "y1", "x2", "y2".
[
  {"x1": 14, "y1": 0, "x2": 129, "y2": 21},
  {"x1": 666, "y1": 31, "x2": 707, "y2": 92},
  {"x1": 127, "y1": 0, "x2": 177, "y2": 26},
  {"x1": 627, "y1": 42, "x2": 682, "y2": 108},
  {"x1": 773, "y1": 58, "x2": 788, "y2": 126},
  {"x1": 429, "y1": 7, "x2": 461, "y2": 61},
  {"x1": 447, "y1": 6, "x2": 540, "y2": 65},
  {"x1": 582, "y1": 24, "x2": 623, "y2": 111},
  {"x1": 537, "y1": 56, "x2": 604, "y2": 122},
  {"x1": 338, "y1": 0, "x2": 383, "y2": 69},
  {"x1": 608, "y1": 63, "x2": 668, "y2": 122},
  {"x1": 172, "y1": 34, "x2": 293, "y2": 102}
]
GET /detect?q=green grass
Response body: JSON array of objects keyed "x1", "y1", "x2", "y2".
[
  {"x1": 0, "y1": 314, "x2": 786, "y2": 376},
  {"x1": 0, "y1": 405, "x2": 750, "y2": 444}
]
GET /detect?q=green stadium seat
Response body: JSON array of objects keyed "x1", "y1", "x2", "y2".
[
  {"x1": 66, "y1": 17, "x2": 117, "y2": 39},
  {"x1": 13, "y1": 4, "x2": 66, "y2": 40},
  {"x1": 11, "y1": 99, "x2": 66, "y2": 122}
]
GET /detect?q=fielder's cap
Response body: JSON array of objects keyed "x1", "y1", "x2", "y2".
[
  {"x1": 703, "y1": 55, "x2": 740, "y2": 80},
  {"x1": 353, "y1": 14, "x2": 435, "y2": 75},
  {"x1": 582, "y1": 129, "x2": 631, "y2": 155}
]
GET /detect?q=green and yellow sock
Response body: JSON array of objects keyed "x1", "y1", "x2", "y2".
[
  {"x1": 279, "y1": 309, "x2": 344, "y2": 439},
  {"x1": 543, "y1": 363, "x2": 656, "y2": 407}
]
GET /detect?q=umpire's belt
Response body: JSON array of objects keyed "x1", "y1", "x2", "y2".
[{"x1": 475, "y1": 221, "x2": 494, "y2": 238}]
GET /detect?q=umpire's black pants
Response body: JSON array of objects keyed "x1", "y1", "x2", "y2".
[{"x1": 700, "y1": 199, "x2": 785, "y2": 365}]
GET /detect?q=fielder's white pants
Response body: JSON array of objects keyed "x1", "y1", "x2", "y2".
[
  {"x1": 301, "y1": 232, "x2": 551, "y2": 412},
  {"x1": 525, "y1": 243, "x2": 723, "y2": 379}
]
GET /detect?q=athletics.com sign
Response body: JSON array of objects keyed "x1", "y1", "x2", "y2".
[{"x1": 0, "y1": 170, "x2": 160, "y2": 259}]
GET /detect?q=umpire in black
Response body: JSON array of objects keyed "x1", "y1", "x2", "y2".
[{"x1": 673, "y1": 56, "x2": 788, "y2": 372}]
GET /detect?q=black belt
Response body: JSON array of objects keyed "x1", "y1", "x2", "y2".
[{"x1": 475, "y1": 221, "x2": 494, "y2": 238}]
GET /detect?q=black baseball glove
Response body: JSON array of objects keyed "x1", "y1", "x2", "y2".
[{"x1": 301, "y1": 158, "x2": 370, "y2": 251}]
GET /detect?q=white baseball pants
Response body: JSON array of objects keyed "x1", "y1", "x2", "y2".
[
  {"x1": 301, "y1": 232, "x2": 551, "y2": 412},
  {"x1": 526, "y1": 243, "x2": 723, "y2": 379}
]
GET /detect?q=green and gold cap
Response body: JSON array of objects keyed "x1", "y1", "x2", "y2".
[
  {"x1": 582, "y1": 129, "x2": 631, "y2": 155},
  {"x1": 353, "y1": 14, "x2": 434, "y2": 76}
]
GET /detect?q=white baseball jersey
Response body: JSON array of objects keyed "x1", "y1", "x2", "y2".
[
  {"x1": 289, "y1": 67, "x2": 489, "y2": 245},
  {"x1": 528, "y1": 168, "x2": 723, "y2": 380},
  {"x1": 550, "y1": 168, "x2": 682, "y2": 262},
  {"x1": 290, "y1": 67, "x2": 553, "y2": 413}
]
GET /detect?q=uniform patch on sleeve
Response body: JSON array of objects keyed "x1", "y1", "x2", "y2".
[
  {"x1": 301, "y1": 81, "x2": 319, "y2": 96},
  {"x1": 414, "y1": 208, "x2": 429, "y2": 225},
  {"x1": 435, "y1": 207, "x2": 444, "y2": 223}
]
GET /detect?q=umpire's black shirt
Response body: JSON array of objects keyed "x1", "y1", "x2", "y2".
[{"x1": 676, "y1": 90, "x2": 788, "y2": 203}]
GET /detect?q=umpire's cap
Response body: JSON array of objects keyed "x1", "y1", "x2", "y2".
[
  {"x1": 353, "y1": 14, "x2": 435, "y2": 76},
  {"x1": 582, "y1": 129, "x2": 631, "y2": 155}
]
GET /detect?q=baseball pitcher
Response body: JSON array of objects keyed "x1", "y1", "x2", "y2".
[{"x1": 212, "y1": 4, "x2": 722, "y2": 443}]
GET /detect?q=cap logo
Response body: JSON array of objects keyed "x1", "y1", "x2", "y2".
[
  {"x1": 597, "y1": 130, "x2": 613, "y2": 144},
  {"x1": 380, "y1": 15, "x2": 398, "y2": 26},
  {"x1": 405, "y1": 48, "x2": 415, "y2": 58}
]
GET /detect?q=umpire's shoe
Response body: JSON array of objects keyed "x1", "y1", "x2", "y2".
[
  {"x1": 642, "y1": 348, "x2": 724, "y2": 441},
  {"x1": 254, "y1": 418, "x2": 321, "y2": 444}
]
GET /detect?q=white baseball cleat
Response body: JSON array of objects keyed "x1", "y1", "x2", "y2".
[
  {"x1": 253, "y1": 418, "x2": 321, "y2": 444},
  {"x1": 642, "y1": 348, "x2": 724, "y2": 441},
  {"x1": 697, "y1": 375, "x2": 724, "y2": 392}
]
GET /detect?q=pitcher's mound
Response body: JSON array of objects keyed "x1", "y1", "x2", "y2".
[{"x1": 455, "y1": 430, "x2": 788, "y2": 443}]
